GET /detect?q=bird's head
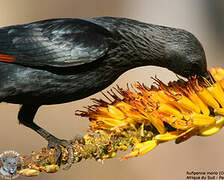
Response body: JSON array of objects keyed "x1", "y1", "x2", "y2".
[{"x1": 163, "y1": 29, "x2": 208, "y2": 78}]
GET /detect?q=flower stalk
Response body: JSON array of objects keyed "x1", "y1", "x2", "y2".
[{"x1": 11, "y1": 67, "x2": 224, "y2": 176}]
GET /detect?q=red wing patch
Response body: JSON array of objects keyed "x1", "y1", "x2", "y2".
[{"x1": 0, "y1": 54, "x2": 17, "y2": 63}]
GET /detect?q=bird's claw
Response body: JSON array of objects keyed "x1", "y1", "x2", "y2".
[{"x1": 47, "y1": 137, "x2": 73, "y2": 170}]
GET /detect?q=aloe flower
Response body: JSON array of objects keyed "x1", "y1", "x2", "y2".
[{"x1": 16, "y1": 67, "x2": 224, "y2": 176}]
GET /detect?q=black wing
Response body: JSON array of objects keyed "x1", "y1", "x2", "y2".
[{"x1": 0, "y1": 18, "x2": 112, "y2": 67}]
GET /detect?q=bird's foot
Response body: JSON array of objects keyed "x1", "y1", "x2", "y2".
[{"x1": 47, "y1": 136, "x2": 73, "y2": 170}]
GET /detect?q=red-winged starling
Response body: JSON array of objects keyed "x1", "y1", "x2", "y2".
[{"x1": 0, "y1": 17, "x2": 208, "y2": 168}]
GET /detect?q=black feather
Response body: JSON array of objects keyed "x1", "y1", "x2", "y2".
[{"x1": 0, "y1": 18, "x2": 112, "y2": 67}]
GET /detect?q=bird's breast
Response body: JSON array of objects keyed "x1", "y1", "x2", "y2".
[{"x1": 0, "y1": 63, "x2": 123, "y2": 105}]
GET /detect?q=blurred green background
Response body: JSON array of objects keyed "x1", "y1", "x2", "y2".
[{"x1": 0, "y1": 0, "x2": 223, "y2": 179}]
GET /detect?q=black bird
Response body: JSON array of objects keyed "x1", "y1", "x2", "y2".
[{"x1": 0, "y1": 17, "x2": 208, "y2": 168}]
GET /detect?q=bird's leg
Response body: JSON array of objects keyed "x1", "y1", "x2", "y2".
[{"x1": 18, "y1": 104, "x2": 74, "y2": 169}]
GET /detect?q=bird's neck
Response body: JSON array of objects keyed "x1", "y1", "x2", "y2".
[{"x1": 97, "y1": 17, "x2": 169, "y2": 71}]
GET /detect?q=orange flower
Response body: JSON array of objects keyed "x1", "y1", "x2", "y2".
[{"x1": 77, "y1": 68, "x2": 224, "y2": 160}]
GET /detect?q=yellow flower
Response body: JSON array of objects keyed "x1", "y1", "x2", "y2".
[{"x1": 77, "y1": 67, "x2": 224, "y2": 160}]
